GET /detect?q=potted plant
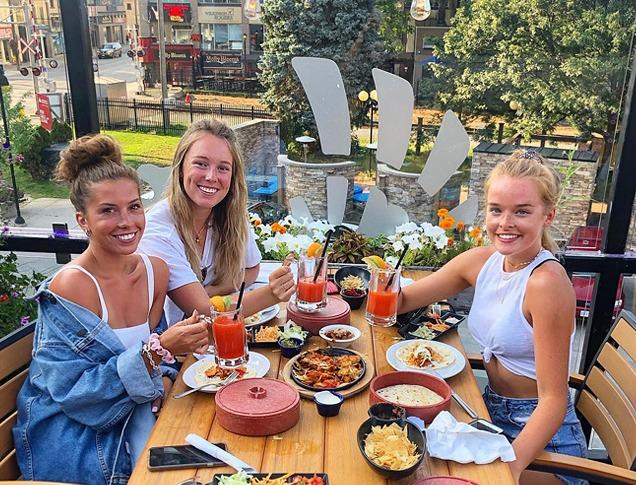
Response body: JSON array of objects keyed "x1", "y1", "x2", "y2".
[
  {"x1": 339, "y1": 274, "x2": 367, "y2": 310},
  {"x1": 0, "y1": 252, "x2": 44, "y2": 346}
]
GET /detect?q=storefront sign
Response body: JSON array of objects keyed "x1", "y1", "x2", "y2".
[
  {"x1": 37, "y1": 94, "x2": 53, "y2": 132},
  {"x1": 197, "y1": 6, "x2": 241, "y2": 24},
  {"x1": 0, "y1": 26, "x2": 12, "y2": 40},
  {"x1": 201, "y1": 51, "x2": 242, "y2": 70},
  {"x1": 164, "y1": 4, "x2": 191, "y2": 23},
  {"x1": 98, "y1": 14, "x2": 126, "y2": 24}
]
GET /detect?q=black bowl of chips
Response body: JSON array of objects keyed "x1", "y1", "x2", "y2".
[{"x1": 357, "y1": 417, "x2": 425, "y2": 479}]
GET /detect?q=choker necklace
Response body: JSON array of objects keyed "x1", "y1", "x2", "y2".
[{"x1": 194, "y1": 220, "x2": 208, "y2": 244}]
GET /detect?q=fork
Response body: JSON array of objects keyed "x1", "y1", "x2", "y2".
[{"x1": 173, "y1": 370, "x2": 239, "y2": 399}]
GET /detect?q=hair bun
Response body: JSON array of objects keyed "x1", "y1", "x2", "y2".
[{"x1": 56, "y1": 134, "x2": 123, "y2": 183}]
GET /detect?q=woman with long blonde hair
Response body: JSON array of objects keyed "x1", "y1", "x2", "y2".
[
  {"x1": 398, "y1": 150, "x2": 586, "y2": 485},
  {"x1": 140, "y1": 119, "x2": 294, "y2": 324}
]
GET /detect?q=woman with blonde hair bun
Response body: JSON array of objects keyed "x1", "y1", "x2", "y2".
[
  {"x1": 13, "y1": 134, "x2": 209, "y2": 484},
  {"x1": 140, "y1": 119, "x2": 294, "y2": 324},
  {"x1": 398, "y1": 150, "x2": 587, "y2": 485}
]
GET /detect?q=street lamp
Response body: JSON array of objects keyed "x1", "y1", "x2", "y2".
[
  {"x1": 0, "y1": 65, "x2": 25, "y2": 225},
  {"x1": 242, "y1": 32, "x2": 247, "y2": 79},
  {"x1": 358, "y1": 89, "x2": 378, "y2": 175}
]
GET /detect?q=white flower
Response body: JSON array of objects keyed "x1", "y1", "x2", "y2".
[
  {"x1": 259, "y1": 225, "x2": 272, "y2": 236},
  {"x1": 395, "y1": 222, "x2": 420, "y2": 234},
  {"x1": 401, "y1": 233, "x2": 422, "y2": 248},
  {"x1": 262, "y1": 237, "x2": 279, "y2": 253},
  {"x1": 392, "y1": 240, "x2": 404, "y2": 252},
  {"x1": 435, "y1": 234, "x2": 449, "y2": 249},
  {"x1": 385, "y1": 256, "x2": 399, "y2": 268}
]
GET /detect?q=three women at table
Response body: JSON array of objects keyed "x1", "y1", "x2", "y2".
[
  {"x1": 139, "y1": 119, "x2": 295, "y2": 325},
  {"x1": 398, "y1": 150, "x2": 586, "y2": 485},
  {"x1": 13, "y1": 134, "x2": 210, "y2": 484}
]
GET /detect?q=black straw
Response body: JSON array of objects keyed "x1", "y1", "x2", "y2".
[
  {"x1": 385, "y1": 244, "x2": 409, "y2": 290},
  {"x1": 313, "y1": 229, "x2": 334, "y2": 282},
  {"x1": 234, "y1": 281, "x2": 246, "y2": 320}
]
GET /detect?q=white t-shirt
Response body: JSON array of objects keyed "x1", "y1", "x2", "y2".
[{"x1": 138, "y1": 199, "x2": 262, "y2": 325}]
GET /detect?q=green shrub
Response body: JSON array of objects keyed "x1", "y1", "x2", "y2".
[
  {"x1": 14, "y1": 120, "x2": 73, "y2": 181},
  {"x1": 0, "y1": 252, "x2": 45, "y2": 339}
]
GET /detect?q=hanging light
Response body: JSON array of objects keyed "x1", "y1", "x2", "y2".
[
  {"x1": 410, "y1": 0, "x2": 431, "y2": 21},
  {"x1": 369, "y1": 89, "x2": 378, "y2": 102},
  {"x1": 243, "y1": 0, "x2": 261, "y2": 20}
]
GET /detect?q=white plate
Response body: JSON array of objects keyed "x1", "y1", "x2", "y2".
[
  {"x1": 386, "y1": 339, "x2": 466, "y2": 380},
  {"x1": 244, "y1": 304, "x2": 280, "y2": 328},
  {"x1": 182, "y1": 351, "x2": 271, "y2": 393}
]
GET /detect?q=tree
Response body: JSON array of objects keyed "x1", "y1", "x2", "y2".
[
  {"x1": 259, "y1": 0, "x2": 386, "y2": 143},
  {"x1": 375, "y1": 0, "x2": 411, "y2": 54},
  {"x1": 425, "y1": 0, "x2": 636, "y2": 162}
]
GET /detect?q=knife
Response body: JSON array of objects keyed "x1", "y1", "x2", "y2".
[{"x1": 186, "y1": 433, "x2": 258, "y2": 474}]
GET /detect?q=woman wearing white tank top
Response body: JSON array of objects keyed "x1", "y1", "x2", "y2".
[
  {"x1": 398, "y1": 150, "x2": 586, "y2": 485},
  {"x1": 14, "y1": 135, "x2": 211, "y2": 484}
]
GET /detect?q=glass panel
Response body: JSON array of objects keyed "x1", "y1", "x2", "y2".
[
  {"x1": 200, "y1": 23, "x2": 213, "y2": 50},
  {"x1": 214, "y1": 24, "x2": 228, "y2": 50},
  {"x1": 228, "y1": 24, "x2": 243, "y2": 51},
  {"x1": 249, "y1": 24, "x2": 263, "y2": 52}
]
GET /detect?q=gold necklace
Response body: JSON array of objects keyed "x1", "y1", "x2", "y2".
[
  {"x1": 194, "y1": 220, "x2": 208, "y2": 244},
  {"x1": 496, "y1": 249, "x2": 543, "y2": 303},
  {"x1": 503, "y1": 250, "x2": 542, "y2": 271}
]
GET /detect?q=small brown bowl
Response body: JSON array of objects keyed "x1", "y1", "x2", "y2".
[{"x1": 369, "y1": 371, "x2": 452, "y2": 423}]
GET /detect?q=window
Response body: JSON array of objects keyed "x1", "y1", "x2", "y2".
[
  {"x1": 127, "y1": 3, "x2": 132, "y2": 10},
  {"x1": 249, "y1": 24, "x2": 263, "y2": 52},
  {"x1": 172, "y1": 27, "x2": 191, "y2": 44},
  {"x1": 200, "y1": 23, "x2": 242, "y2": 50}
]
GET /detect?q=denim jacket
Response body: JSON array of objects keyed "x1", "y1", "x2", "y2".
[{"x1": 13, "y1": 279, "x2": 178, "y2": 485}]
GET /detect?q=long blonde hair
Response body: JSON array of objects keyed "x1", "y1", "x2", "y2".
[
  {"x1": 484, "y1": 150, "x2": 561, "y2": 254},
  {"x1": 167, "y1": 119, "x2": 249, "y2": 288}
]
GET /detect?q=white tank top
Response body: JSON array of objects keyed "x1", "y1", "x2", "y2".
[
  {"x1": 53, "y1": 254, "x2": 155, "y2": 349},
  {"x1": 467, "y1": 249, "x2": 573, "y2": 380}
]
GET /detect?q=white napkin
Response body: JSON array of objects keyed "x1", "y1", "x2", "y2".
[{"x1": 424, "y1": 411, "x2": 516, "y2": 464}]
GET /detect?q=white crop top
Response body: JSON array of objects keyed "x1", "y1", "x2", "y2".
[
  {"x1": 53, "y1": 254, "x2": 154, "y2": 349},
  {"x1": 467, "y1": 249, "x2": 574, "y2": 380}
]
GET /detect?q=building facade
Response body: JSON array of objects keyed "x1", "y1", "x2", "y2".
[
  {"x1": 87, "y1": 0, "x2": 128, "y2": 49},
  {"x1": 136, "y1": 0, "x2": 263, "y2": 88},
  {"x1": 0, "y1": 0, "x2": 62, "y2": 64}
]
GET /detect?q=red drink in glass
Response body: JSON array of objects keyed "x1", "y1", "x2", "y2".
[
  {"x1": 366, "y1": 290, "x2": 398, "y2": 318},
  {"x1": 365, "y1": 267, "x2": 401, "y2": 327},
  {"x1": 295, "y1": 254, "x2": 328, "y2": 312},
  {"x1": 297, "y1": 278, "x2": 327, "y2": 303},
  {"x1": 212, "y1": 311, "x2": 248, "y2": 368}
]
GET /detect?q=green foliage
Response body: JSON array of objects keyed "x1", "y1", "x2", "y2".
[
  {"x1": 259, "y1": 0, "x2": 386, "y2": 143},
  {"x1": 16, "y1": 120, "x2": 72, "y2": 180},
  {"x1": 0, "y1": 252, "x2": 44, "y2": 339},
  {"x1": 330, "y1": 230, "x2": 381, "y2": 264},
  {"x1": 376, "y1": 0, "x2": 412, "y2": 53},
  {"x1": 428, "y1": 0, "x2": 636, "y2": 151}
]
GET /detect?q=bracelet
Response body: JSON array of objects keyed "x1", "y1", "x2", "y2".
[
  {"x1": 148, "y1": 333, "x2": 176, "y2": 364},
  {"x1": 141, "y1": 343, "x2": 161, "y2": 372}
]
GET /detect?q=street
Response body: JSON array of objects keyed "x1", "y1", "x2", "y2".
[{"x1": 4, "y1": 53, "x2": 139, "y2": 117}]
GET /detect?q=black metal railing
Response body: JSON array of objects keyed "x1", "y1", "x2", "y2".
[{"x1": 96, "y1": 98, "x2": 274, "y2": 135}]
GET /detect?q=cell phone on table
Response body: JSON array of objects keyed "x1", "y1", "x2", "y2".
[
  {"x1": 468, "y1": 418, "x2": 504, "y2": 434},
  {"x1": 148, "y1": 444, "x2": 227, "y2": 471}
]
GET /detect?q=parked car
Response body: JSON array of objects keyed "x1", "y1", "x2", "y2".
[
  {"x1": 566, "y1": 226, "x2": 624, "y2": 321},
  {"x1": 248, "y1": 200, "x2": 288, "y2": 225},
  {"x1": 97, "y1": 42, "x2": 123, "y2": 58}
]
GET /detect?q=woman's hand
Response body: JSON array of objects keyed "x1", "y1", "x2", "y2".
[
  {"x1": 268, "y1": 256, "x2": 295, "y2": 302},
  {"x1": 151, "y1": 376, "x2": 174, "y2": 415},
  {"x1": 159, "y1": 310, "x2": 209, "y2": 355}
]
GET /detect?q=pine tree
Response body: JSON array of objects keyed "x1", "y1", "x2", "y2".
[{"x1": 259, "y1": 0, "x2": 386, "y2": 142}]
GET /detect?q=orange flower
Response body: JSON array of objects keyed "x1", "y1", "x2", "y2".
[
  {"x1": 271, "y1": 222, "x2": 286, "y2": 234},
  {"x1": 457, "y1": 221, "x2": 465, "y2": 231},
  {"x1": 253, "y1": 218, "x2": 262, "y2": 226},
  {"x1": 469, "y1": 227, "x2": 482, "y2": 239},
  {"x1": 447, "y1": 237, "x2": 454, "y2": 247},
  {"x1": 439, "y1": 216, "x2": 455, "y2": 230},
  {"x1": 437, "y1": 208, "x2": 449, "y2": 218}
]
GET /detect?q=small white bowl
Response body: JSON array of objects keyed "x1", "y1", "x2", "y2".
[{"x1": 319, "y1": 324, "x2": 362, "y2": 348}]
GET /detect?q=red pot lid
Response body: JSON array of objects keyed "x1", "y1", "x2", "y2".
[{"x1": 216, "y1": 377, "x2": 300, "y2": 417}]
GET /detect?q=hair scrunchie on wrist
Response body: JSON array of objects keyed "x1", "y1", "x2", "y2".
[{"x1": 148, "y1": 333, "x2": 176, "y2": 364}]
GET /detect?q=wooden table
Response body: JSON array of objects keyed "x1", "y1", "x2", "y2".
[{"x1": 130, "y1": 271, "x2": 515, "y2": 485}]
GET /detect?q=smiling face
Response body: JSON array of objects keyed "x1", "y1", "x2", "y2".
[
  {"x1": 77, "y1": 178, "x2": 144, "y2": 255},
  {"x1": 181, "y1": 134, "x2": 233, "y2": 213},
  {"x1": 485, "y1": 175, "x2": 555, "y2": 263}
]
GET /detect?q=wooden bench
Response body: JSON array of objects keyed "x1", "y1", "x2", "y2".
[{"x1": 0, "y1": 324, "x2": 34, "y2": 481}]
